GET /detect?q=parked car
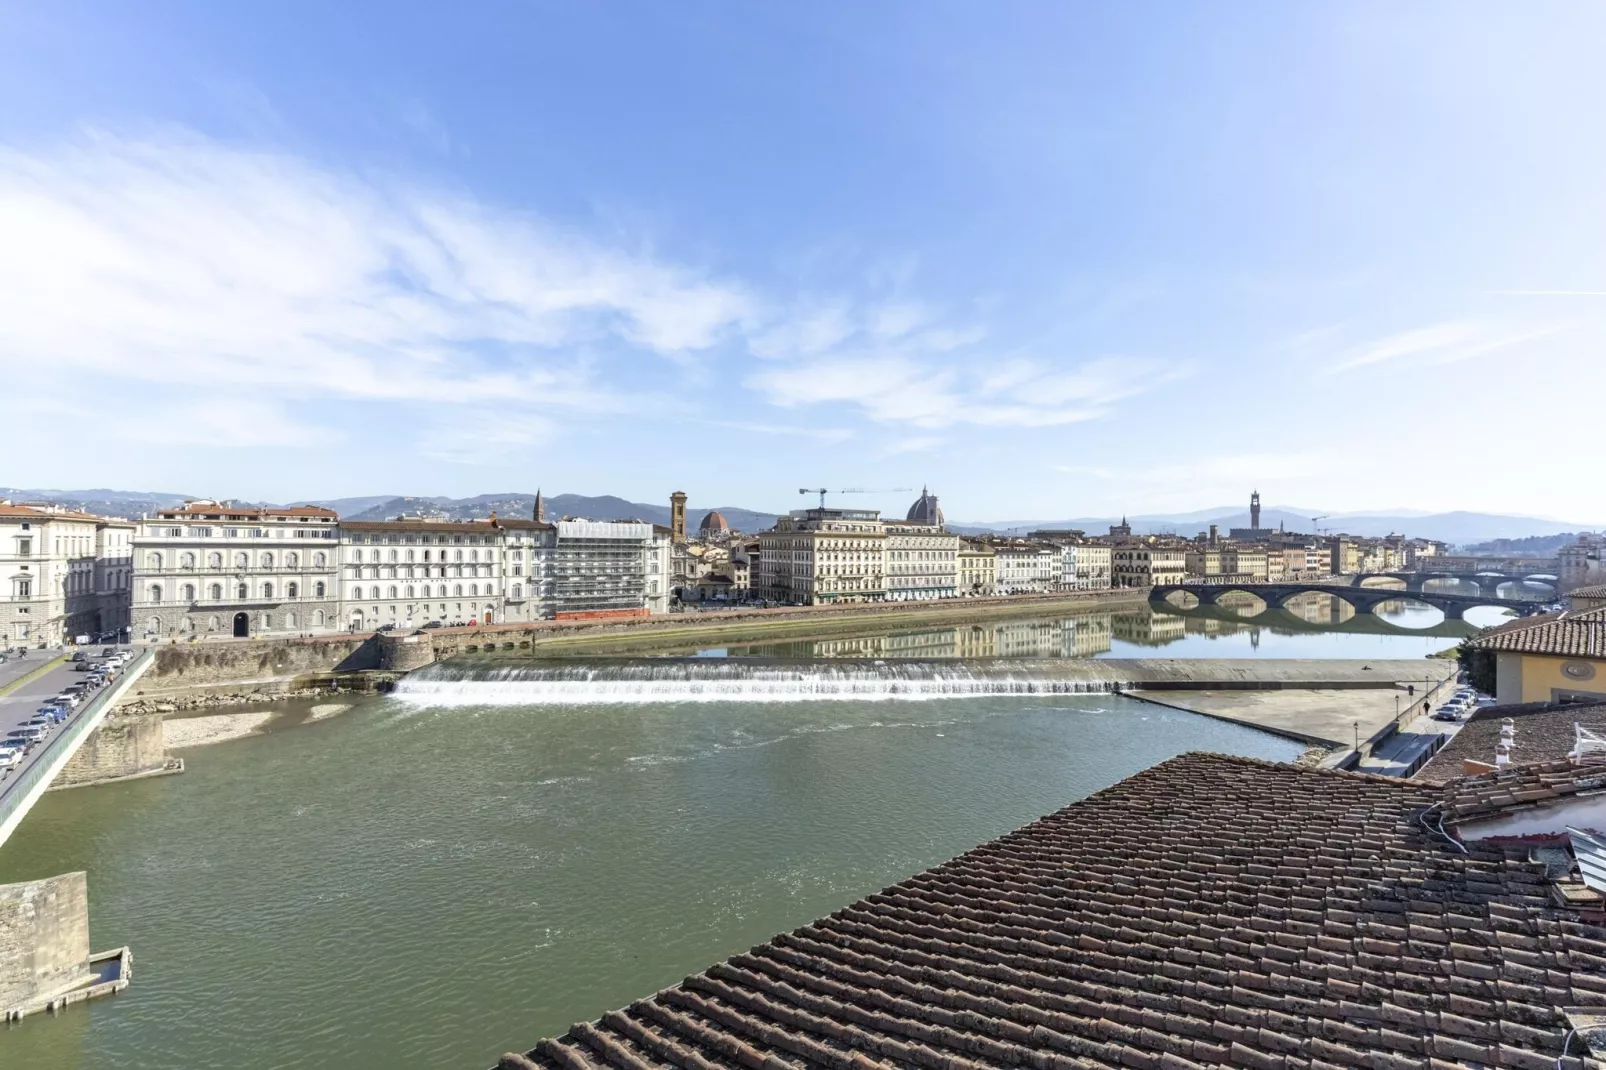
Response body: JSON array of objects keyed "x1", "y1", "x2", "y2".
[
  {"x1": 70, "y1": 651, "x2": 88, "y2": 663},
  {"x1": 0, "y1": 746, "x2": 21, "y2": 769},
  {"x1": 421, "y1": 621, "x2": 443, "y2": 629},
  {"x1": 14, "y1": 724, "x2": 47, "y2": 744}
]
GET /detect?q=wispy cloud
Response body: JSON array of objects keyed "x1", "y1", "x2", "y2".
[
  {"x1": 0, "y1": 130, "x2": 754, "y2": 447},
  {"x1": 1327, "y1": 322, "x2": 1559, "y2": 373},
  {"x1": 748, "y1": 353, "x2": 1184, "y2": 429}
]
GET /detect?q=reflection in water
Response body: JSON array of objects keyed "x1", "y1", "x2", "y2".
[{"x1": 690, "y1": 593, "x2": 1501, "y2": 662}]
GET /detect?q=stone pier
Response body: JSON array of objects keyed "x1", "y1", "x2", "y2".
[{"x1": 51, "y1": 711, "x2": 177, "y2": 790}]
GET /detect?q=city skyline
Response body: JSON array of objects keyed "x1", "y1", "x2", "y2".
[{"x1": 5, "y1": 4, "x2": 1606, "y2": 519}]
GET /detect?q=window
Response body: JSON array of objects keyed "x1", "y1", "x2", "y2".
[
  {"x1": 208, "y1": 615, "x2": 220, "y2": 631},
  {"x1": 469, "y1": 584, "x2": 478, "y2": 596},
  {"x1": 261, "y1": 552, "x2": 274, "y2": 569},
  {"x1": 235, "y1": 552, "x2": 248, "y2": 569},
  {"x1": 388, "y1": 585, "x2": 398, "y2": 599},
  {"x1": 149, "y1": 584, "x2": 163, "y2": 603},
  {"x1": 314, "y1": 610, "x2": 325, "y2": 627},
  {"x1": 370, "y1": 586, "x2": 380, "y2": 600},
  {"x1": 13, "y1": 578, "x2": 31, "y2": 600},
  {"x1": 287, "y1": 552, "x2": 299, "y2": 568},
  {"x1": 238, "y1": 583, "x2": 249, "y2": 599},
  {"x1": 181, "y1": 552, "x2": 196, "y2": 568},
  {"x1": 286, "y1": 612, "x2": 297, "y2": 630},
  {"x1": 314, "y1": 581, "x2": 325, "y2": 598},
  {"x1": 389, "y1": 550, "x2": 398, "y2": 563},
  {"x1": 209, "y1": 583, "x2": 222, "y2": 600},
  {"x1": 149, "y1": 551, "x2": 164, "y2": 570},
  {"x1": 314, "y1": 552, "x2": 326, "y2": 567},
  {"x1": 209, "y1": 551, "x2": 222, "y2": 568},
  {"x1": 454, "y1": 584, "x2": 463, "y2": 596},
  {"x1": 512, "y1": 583, "x2": 523, "y2": 599},
  {"x1": 262, "y1": 582, "x2": 274, "y2": 599},
  {"x1": 182, "y1": 583, "x2": 196, "y2": 601},
  {"x1": 287, "y1": 582, "x2": 299, "y2": 599}
]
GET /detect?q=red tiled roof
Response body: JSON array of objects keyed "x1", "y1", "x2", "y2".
[
  {"x1": 0, "y1": 503, "x2": 114, "y2": 522},
  {"x1": 1468, "y1": 607, "x2": 1606, "y2": 658},
  {"x1": 504, "y1": 753, "x2": 1606, "y2": 1070},
  {"x1": 1440, "y1": 755, "x2": 1606, "y2": 824},
  {"x1": 1417, "y1": 701, "x2": 1606, "y2": 784},
  {"x1": 155, "y1": 503, "x2": 337, "y2": 519},
  {"x1": 1571, "y1": 585, "x2": 1606, "y2": 600}
]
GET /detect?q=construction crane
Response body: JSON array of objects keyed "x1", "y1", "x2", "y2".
[
  {"x1": 798, "y1": 487, "x2": 913, "y2": 510},
  {"x1": 1311, "y1": 515, "x2": 1330, "y2": 535}
]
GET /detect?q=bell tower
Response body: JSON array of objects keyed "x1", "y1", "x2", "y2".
[
  {"x1": 670, "y1": 490, "x2": 688, "y2": 544},
  {"x1": 1250, "y1": 490, "x2": 1261, "y2": 531}
]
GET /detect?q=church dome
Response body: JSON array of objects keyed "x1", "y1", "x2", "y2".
[
  {"x1": 905, "y1": 487, "x2": 944, "y2": 525},
  {"x1": 698, "y1": 510, "x2": 730, "y2": 535}
]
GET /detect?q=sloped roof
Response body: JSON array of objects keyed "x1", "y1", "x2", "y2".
[
  {"x1": 504, "y1": 752, "x2": 1606, "y2": 1070},
  {"x1": 1417, "y1": 701, "x2": 1606, "y2": 784},
  {"x1": 905, "y1": 487, "x2": 944, "y2": 526},
  {"x1": 1572, "y1": 585, "x2": 1606, "y2": 600},
  {"x1": 1439, "y1": 755, "x2": 1606, "y2": 825},
  {"x1": 1468, "y1": 607, "x2": 1606, "y2": 658}
]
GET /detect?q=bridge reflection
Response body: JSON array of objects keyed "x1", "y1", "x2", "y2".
[{"x1": 1146, "y1": 598, "x2": 1481, "y2": 640}]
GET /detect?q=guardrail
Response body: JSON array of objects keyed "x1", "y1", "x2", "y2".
[{"x1": 0, "y1": 649, "x2": 153, "y2": 849}]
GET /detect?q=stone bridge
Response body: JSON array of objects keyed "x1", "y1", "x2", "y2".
[
  {"x1": 1151, "y1": 582, "x2": 1544, "y2": 621},
  {"x1": 1148, "y1": 599, "x2": 1480, "y2": 639},
  {"x1": 1350, "y1": 570, "x2": 1559, "y2": 594}
]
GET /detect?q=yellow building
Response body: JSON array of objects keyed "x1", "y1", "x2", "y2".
[
  {"x1": 1469, "y1": 607, "x2": 1606, "y2": 705},
  {"x1": 956, "y1": 539, "x2": 996, "y2": 596},
  {"x1": 1569, "y1": 585, "x2": 1606, "y2": 613}
]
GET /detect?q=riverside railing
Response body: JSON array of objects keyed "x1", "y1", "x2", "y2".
[{"x1": 0, "y1": 649, "x2": 153, "y2": 849}]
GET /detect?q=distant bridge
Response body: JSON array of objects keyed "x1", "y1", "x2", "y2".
[
  {"x1": 1151, "y1": 582, "x2": 1544, "y2": 621},
  {"x1": 1350, "y1": 570, "x2": 1559, "y2": 594}
]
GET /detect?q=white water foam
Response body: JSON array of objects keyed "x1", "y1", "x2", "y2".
[{"x1": 392, "y1": 662, "x2": 1130, "y2": 707}]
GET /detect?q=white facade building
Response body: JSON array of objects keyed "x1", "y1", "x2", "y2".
[
  {"x1": 2, "y1": 502, "x2": 135, "y2": 647},
  {"x1": 884, "y1": 520, "x2": 959, "y2": 601},
  {"x1": 993, "y1": 542, "x2": 1059, "y2": 594},
  {"x1": 755, "y1": 508, "x2": 887, "y2": 605}
]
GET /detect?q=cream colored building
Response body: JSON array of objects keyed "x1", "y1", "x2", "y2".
[
  {"x1": 1072, "y1": 543, "x2": 1112, "y2": 589},
  {"x1": 755, "y1": 508, "x2": 887, "y2": 605},
  {"x1": 1112, "y1": 545, "x2": 1187, "y2": 587},
  {"x1": 957, "y1": 539, "x2": 996, "y2": 596},
  {"x1": 1, "y1": 502, "x2": 134, "y2": 647},
  {"x1": 884, "y1": 520, "x2": 958, "y2": 601},
  {"x1": 993, "y1": 542, "x2": 1058, "y2": 594},
  {"x1": 134, "y1": 500, "x2": 342, "y2": 639}
]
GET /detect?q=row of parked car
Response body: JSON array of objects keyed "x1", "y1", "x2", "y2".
[
  {"x1": 0, "y1": 649, "x2": 135, "y2": 775},
  {"x1": 1431, "y1": 684, "x2": 1494, "y2": 723}
]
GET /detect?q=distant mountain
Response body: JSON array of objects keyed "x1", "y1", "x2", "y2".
[
  {"x1": 952, "y1": 506, "x2": 1601, "y2": 546},
  {"x1": 4, "y1": 488, "x2": 1593, "y2": 547},
  {"x1": 1463, "y1": 532, "x2": 1598, "y2": 556},
  {"x1": 344, "y1": 492, "x2": 780, "y2": 534}
]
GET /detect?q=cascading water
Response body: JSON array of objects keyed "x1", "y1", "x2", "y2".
[{"x1": 393, "y1": 658, "x2": 1134, "y2": 705}]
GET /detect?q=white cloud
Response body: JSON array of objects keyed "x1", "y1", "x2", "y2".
[
  {"x1": 1328, "y1": 322, "x2": 1559, "y2": 373},
  {"x1": 0, "y1": 130, "x2": 755, "y2": 446},
  {"x1": 748, "y1": 353, "x2": 1181, "y2": 429}
]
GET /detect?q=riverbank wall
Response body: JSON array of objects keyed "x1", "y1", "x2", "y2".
[
  {"x1": 123, "y1": 589, "x2": 1150, "y2": 695},
  {"x1": 49, "y1": 712, "x2": 178, "y2": 791},
  {"x1": 0, "y1": 872, "x2": 90, "y2": 1013}
]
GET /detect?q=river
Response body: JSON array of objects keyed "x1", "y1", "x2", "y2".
[{"x1": 0, "y1": 592, "x2": 1504, "y2": 1068}]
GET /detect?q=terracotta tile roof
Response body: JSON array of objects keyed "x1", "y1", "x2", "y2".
[
  {"x1": 1468, "y1": 608, "x2": 1606, "y2": 658},
  {"x1": 503, "y1": 752, "x2": 1606, "y2": 1070},
  {"x1": 1572, "y1": 585, "x2": 1606, "y2": 600},
  {"x1": 1439, "y1": 755, "x2": 1606, "y2": 824},
  {"x1": 0, "y1": 503, "x2": 109, "y2": 522},
  {"x1": 154, "y1": 503, "x2": 337, "y2": 519},
  {"x1": 1417, "y1": 701, "x2": 1606, "y2": 784},
  {"x1": 342, "y1": 517, "x2": 553, "y2": 534}
]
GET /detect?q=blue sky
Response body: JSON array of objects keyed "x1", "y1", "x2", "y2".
[{"x1": 3, "y1": 2, "x2": 1605, "y2": 522}]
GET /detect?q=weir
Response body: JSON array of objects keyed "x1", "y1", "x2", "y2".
[{"x1": 393, "y1": 656, "x2": 1456, "y2": 706}]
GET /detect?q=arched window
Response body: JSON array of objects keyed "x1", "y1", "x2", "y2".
[
  {"x1": 209, "y1": 583, "x2": 222, "y2": 600},
  {"x1": 453, "y1": 584, "x2": 463, "y2": 596},
  {"x1": 351, "y1": 549, "x2": 364, "y2": 564},
  {"x1": 182, "y1": 583, "x2": 196, "y2": 601},
  {"x1": 405, "y1": 586, "x2": 415, "y2": 599},
  {"x1": 485, "y1": 583, "x2": 495, "y2": 596},
  {"x1": 238, "y1": 583, "x2": 249, "y2": 599},
  {"x1": 455, "y1": 550, "x2": 464, "y2": 562},
  {"x1": 149, "y1": 584, "x2": 163, "y2": 603},
  {"x1": 146, "y1": 616, "x2": 161, "y2": 635},
  {"x1": 406, "y1": 549, "x2": 415, "y2": 562},
  {"x1": 209, "y1": 552, "x2": 222, "y2": 569},
  {"x1": 512, "y1": 584, "x2": 523, "y2": 599},
  {"x1": 235, "y1": 551, "x2": 248, "y2": 569},
  {"x1": 388, "y1": 549, "x2": 398, "y2": 563},
  {"x1": 314, "y1": 552, "x2": 326, "y2": 567},
  {"x1": 149, "y1": 552, "x2": 163, "y2": 570},
  {"x1": 314, "y1": 610, "x2": 325, "y2": 627},
  {"x1": 208, "y1": 615, "x2": 220, "y2": 631},
  {"x1": 314, "y1": 581, "x2": 325, "y2": 598},
  {"x1": 469, "y1": 584, "x2": 478, "y2": 597},
  {"x1": 388, "y1": 585, "x2": 398, "y2": 599},
  {"x1": 287, "y1": 552, "x2": 298, "y2": 568},
  {"x1": 261, "y1": 552, "x2": 274, "y2": 569},
  {"x1": 181, "y1": 617, "x2": 195, "y2": 634},
  {"x1": 370, "y1": 586, "x2": 380, "y2": 601},
  {"x1": 181, "y1": 552, "x2": 196, "y2": 569},
  {"x1": 287, "y1": 582, "x2": 298, "y2": 599},
  {"x1": 286, "y1": 612, "x2": 297, "y2": 630},
  {"x1": 262, "y1": 582, "x2": 274, "y2": 599},
  {"x1": 470, "y1": 549, "x2": 479, "y2": 562}
]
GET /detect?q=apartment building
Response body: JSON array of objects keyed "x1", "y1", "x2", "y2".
[
  {"x1": 1, "y1": 502, "x2": 135, "y2": 647},
  {"x1": 884, "y1": 519, "x2": 959, "y2": 601},
  {"x1": 1111, "y1": 545, "x2": 1188, "y2": 587},
  {"x1": 754, "y1": 507, "x2": 886, "y2": 605},
  {"x1": 133, "y1": 501, "x2": 342, "y2": 639},
  {"x1": 957, "y1": 539, "x2": 996, "y2": 597},
  {"x1": 993, "y1": 542, "x2": 1059, "y2": 594}
]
